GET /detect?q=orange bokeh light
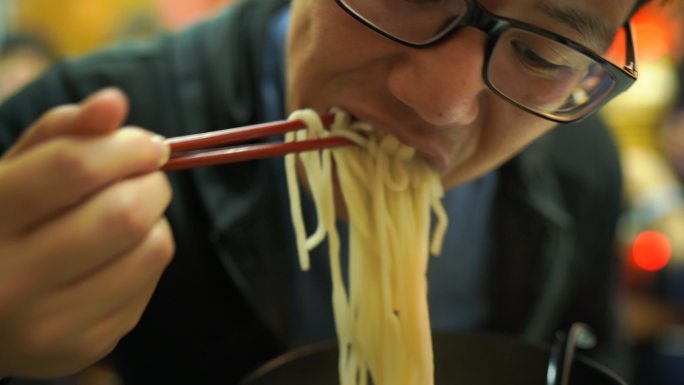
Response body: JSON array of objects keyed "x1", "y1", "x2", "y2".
[{"x1": 604, "y1": 4, "x2": 677, "y2": 64}]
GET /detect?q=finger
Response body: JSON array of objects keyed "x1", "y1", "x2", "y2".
[
  {"x1": 65, "y1": 219, "x2": 172, "y2": 345},
  {"x1": 56, "y1": 217, "x2": 174, "y2": 319},
  {"x1": 64, "y1": 276, "x2": 161, "y2": 378},
  {"x1": 2, "y1": 277, "x2": 161, "y2": 379},
  {"x1": 4, "y1": 88, "x2": 128, "y2": 160},
  {"x1": 0, "y1": 127, "x2": 169, "y2": 235},
  {"x1": 5, "y1": 219, "x2": 172, "y2": 378},
  {"x1": 11, "y1": 171, "x2": 172, "y2": 294}
]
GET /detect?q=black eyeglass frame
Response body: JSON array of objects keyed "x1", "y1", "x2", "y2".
[{"x1": 335, "y1": 0, "x2": 638, "y2": 123}]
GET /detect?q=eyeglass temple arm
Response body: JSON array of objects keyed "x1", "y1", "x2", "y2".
[{"x1": 624, "y1": 21, "x2": 638, "y2": 77}]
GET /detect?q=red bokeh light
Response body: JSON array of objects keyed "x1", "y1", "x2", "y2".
[{"x1": 631, "y1": 231, "x2": 672, "y2": 272}]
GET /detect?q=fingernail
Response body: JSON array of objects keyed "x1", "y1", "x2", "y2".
[{"x1": 150, "y1": 134, "x2": 170, "y2": 166}]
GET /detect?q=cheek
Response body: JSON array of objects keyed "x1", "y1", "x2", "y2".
[
  {"x1": 443, "y1": 100, "x2": 555, "y2": 188},
  {"x1": 484, "y1": 105, "x2": 552, "y2": 154},
  {"x1": 286, "y1": 0, "x2": 395, "y2": 114},
  {"x1": 286, "y1": 1, "x2": 320, "y2": 112},
  {"x1": 286, "y1": 0, "x2": 359, "y2": 113}
]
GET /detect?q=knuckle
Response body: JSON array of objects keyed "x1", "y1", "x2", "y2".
[
  {"x1": 103, "y1": 192, "x2": 150, "y2": 238},
  {"x1": 148, "y1": 170, "x2": 170, "y2": 189},
  {"x1": 50, "y1": 142, "x2": 99, "y2": 186},
  {"x1": 145, "y1": 222, "x2": 175, "y2": 270},
  {"x1": 99, "y1": 173, "x2": 172, "y2": 241},
  {"x1": 121, "y1": 307, "x2": 145, "y2": 336},
  {"x1": 73, "y1": 326, "x2": 125, "y2": 370},
  {"x1": 14, "y1": 322, "x2": 61, "y2": 358},
  {"x1": 73, "y1": 339, "x2": 116, "y2": 368},
  {"x1": 156, "y1": 172, "x2": 174, "y2": 202}
]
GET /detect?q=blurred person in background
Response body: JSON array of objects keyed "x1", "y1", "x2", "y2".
[
  {"x1": 0, "y1": 34, "x2": 55, "y2": 103},
  {"x1": 153, "y1": 0, "x2": 233, "y2": 30}
]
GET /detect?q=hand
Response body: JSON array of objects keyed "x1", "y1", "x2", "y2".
[{"x1": 0, "y1": 88, "x2": 174, "y2": 378}]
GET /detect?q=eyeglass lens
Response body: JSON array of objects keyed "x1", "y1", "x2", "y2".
[
  {"x1": 341, "y1": 0, "x2": 468, "y2": 45},
  {"x1": 487, "y1": 28, "x2": 617, "y2": 120}
]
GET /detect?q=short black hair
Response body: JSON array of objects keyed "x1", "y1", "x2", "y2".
[
  {"x1": 0, "y1": 34, "x2": 56, "y2": 60},
  {"x1": 633, "y1": 0, "x2": 652, "y2": 13},
  {"x1": 633, "y1": 0, "x2": 677, "y2": 13}
]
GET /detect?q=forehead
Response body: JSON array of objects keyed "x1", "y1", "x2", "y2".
[
  {"x1": 487, "y1": 0, "x2": 636, "y2": 23},
  {"x1": 485, "y1": 0, "x2": 637, "y2": 48}
]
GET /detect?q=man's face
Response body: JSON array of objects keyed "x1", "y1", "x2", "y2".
[{"x1": 285, "y1": 0, "x2": 636, "y2": 189}]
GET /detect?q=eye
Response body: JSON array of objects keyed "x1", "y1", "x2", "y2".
[{"x1": 510, "y1": 40, "x2": 568, "y2": 71}]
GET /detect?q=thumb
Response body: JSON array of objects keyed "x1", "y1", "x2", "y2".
[{"x1": 4, "y1": 87, "x2": 129, "y2": 160}]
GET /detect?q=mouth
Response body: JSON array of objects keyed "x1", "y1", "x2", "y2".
[{"x1": 340, "y1": 108, "x2": 456, "y2": 173}]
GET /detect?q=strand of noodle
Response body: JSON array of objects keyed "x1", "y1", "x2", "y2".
[
  {"x1": 289, "y1": 111, "x2": 331, "y2": 251},
  {"x1": 420, "y1": 184, "x2": 435, "y2": 384},
  {"x1": 430, "y1": 201, "x2": 448, "y2": 256},
  {"x1": 396, "y1": 188, "x2": 416, "y2": 384},
  {"x1": 284, "y1": 133, "x2": 311, "y2": 271},
  {"x1": 429, "y1": 178, "x2": 448, "y2": 256},
  {"x1": 381, "y1": 182, "x2": 407, "y2": 384},
  {"x1": 384, "y1": 157, "x2": 410, "y2": 192},
  {"x1": 334, "y1": 149, "x2": 373, "y2": 245},
  {"x1": 386, "y1": 152, "x2": 412, "y2": 384},
  {"x1": 354, "y1": 231, "x2": 376, "y2": 385},
  {"x1": 301, "y1": 147, "x2": 332, "y2": 250},
  {"x1": 321, "y1": 151, "x2": 353, "y2": 385},
  {"x1": 354, "y1": 148, "x2": 388, "y2": 383},
  {"x1": 405, "y1": 181, "x2": 433, "y2": 384},
  {"x1": 417, "y1": 184, "x2": 437, "y2": 385},
  {"x1": 333, "y1": 128, "x2": 370, "y2": 148},
  {"x1": 380, "y1": 136, "x2": 410, "y2": 191},
  {"x1": 372, "y1": 150, "x2": 394, "y2": 385}
]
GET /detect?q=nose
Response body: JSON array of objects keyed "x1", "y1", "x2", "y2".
[{"x1": 387, "y1": 28, "x2": 488, "y2": 127}]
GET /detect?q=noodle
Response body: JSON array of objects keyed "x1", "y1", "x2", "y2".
[{"x1": 285, "y1": 108, "x2": 448, "y2": 385}]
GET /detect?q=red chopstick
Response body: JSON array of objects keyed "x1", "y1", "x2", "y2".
[{"x1": 162, "y1": 114, "x2": 351, "y2": 171}]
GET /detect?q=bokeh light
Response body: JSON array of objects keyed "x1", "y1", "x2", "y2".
[{"x1": 631, "y1": 230, "x2": 672, "y2": 272}]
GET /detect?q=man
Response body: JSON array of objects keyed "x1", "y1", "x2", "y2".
[{"x1": 0, "y1": 0, "x2": 666, "y2": 383}]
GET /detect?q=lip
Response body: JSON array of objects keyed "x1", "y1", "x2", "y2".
[{"x1": 338, "y1": 106, "x2": 455, "y2": 172}]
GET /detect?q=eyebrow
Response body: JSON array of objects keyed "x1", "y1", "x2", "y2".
[{"x1": 535, "y1": 3, "x2": 617, "y2": 50}]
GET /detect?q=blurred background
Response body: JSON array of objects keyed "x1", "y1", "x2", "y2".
[
  {"x1": 602, "y1": 3, "x2": 684, "y2": 385},
  {"x1": 0, "y1": 0, "x2": 234, "y2": 102},
  {"x1": 1, "y1": 0, "x2": 684, "y2": 385}
]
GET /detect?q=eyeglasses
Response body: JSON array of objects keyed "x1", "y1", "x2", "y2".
[{"x1": 335, "y1": 0, "x2": 638, "y2": 123}]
